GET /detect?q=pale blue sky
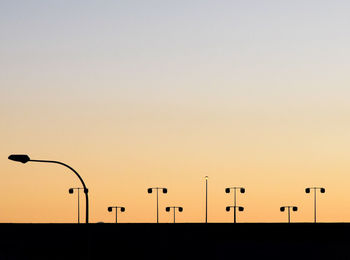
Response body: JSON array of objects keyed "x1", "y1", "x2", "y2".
[{"x1": 1, "y1": 1, "x2": 349, "y2": 104}]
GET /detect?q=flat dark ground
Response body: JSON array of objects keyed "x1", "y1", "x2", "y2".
[{"x1": 0, "y1": 223, "x2": 349, "y2": 259}]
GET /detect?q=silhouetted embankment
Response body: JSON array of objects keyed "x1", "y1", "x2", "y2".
[{"x1": 0, "y1": 223, "x2": 348, "y2": 259}]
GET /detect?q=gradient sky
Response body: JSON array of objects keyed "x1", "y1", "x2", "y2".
[{"x1": 1, "y1": 1, "x2": 350, "y2": 223}]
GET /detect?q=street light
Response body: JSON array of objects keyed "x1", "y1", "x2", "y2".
[
  {"x1": 8, "y1": 154, "x2": 89, "y2": 223},
  {"x1": 205, "y1": 176, "x2": 208, "y2": 223},
  {"x1": 107, "y1": 206, "x2": 125, "y2": 223},
  {"x1": 165, "y1": 206, "x2": 183, "y2": 223},
  {"x1": 147, "y1": 187, "x2": 167, "y2": 223},
  {"x1": 69, "y1": 187, "x2": 84, "y2": 224},
  {"x1": 226, "y1": 206, "x2": 244, "y2": 222},
  {"x1": 305, "y1": 187, "x2": 325, "y2": 223},
  {"x1": 280, "y1": 206, "x2": 298, "y2": 223},
  {"x1": 225, "y1": 187, "x2": 245, "y2": 223}
]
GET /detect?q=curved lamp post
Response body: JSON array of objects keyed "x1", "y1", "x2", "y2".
[
  {"x1": 226, "y1": 206, "x2": 244, "y2": 222},
  {"x1": 165, "y1": 206, "x2": 183, "y2": 223},
  {"x1": 225, "y1": 187, "x2": 245, "y2": 223},
  {"x1": 305, "y1": 187, "x2": 325, "y2": 223},
  {"x1": 280, "y1": 206, "x2": 298, "y2": 223},
  {"x1": 147, "y1": 187, "x2": 167, "y2": 223},
  {"x1": 107, "y1": 206, "x2": 125, "y2": 223},
  {"x1": 69, "y1": 187, "x2": 84, "y2": 223},
  {"x1": 8, "y1": 154, "x2": 89, "y2": 223}
]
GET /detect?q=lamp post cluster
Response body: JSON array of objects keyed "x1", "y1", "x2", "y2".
[
  {"x1": 8, "y1": 154, "x2": 326, "y2": 224},
  {"x1": 147, "y1": 187, "x2": 184, "y2": 223}
]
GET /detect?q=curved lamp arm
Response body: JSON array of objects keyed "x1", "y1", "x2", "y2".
[
  {"x1": 30, "y1": 159, "x2": 89, "y2": 223},
  {"x1": 8, "y1": 155, "x2": 89, "y2": 224}
]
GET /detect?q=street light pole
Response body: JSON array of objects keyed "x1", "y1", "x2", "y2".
[
  {"x1": 69, "y1": 187, "x2": 84, "y2": 223},
  {"x1": 280, "y1": 206, "x2": 298, "y2": 223},
  {"x1": 226, "y1": 206, "x2": 244, "y2": 222},
  {"x1": 147, "y1": 187, "x2": 167, "y2": 223},
  {"x1": 305, "y1": 187, "x2": 326, "y2": 223},
  {"x1": 225, "y1": 187, "x2": 245, "y2": 223},
  {"x1": 8, "y1": 154, "x2": 89, "y2": 223},
  {"x1": 165, "y1": 206, "x2": 183, "y2": 223},
  {"x1": 107, "y1": 206, "x2": 125, "y2": 223}
]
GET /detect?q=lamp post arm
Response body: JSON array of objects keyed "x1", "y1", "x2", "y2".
[{"x1": 29, "y1": 159, "x2": 89, "y2": 223}]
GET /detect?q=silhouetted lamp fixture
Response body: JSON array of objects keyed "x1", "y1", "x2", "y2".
[
  {"x1": 226, "y1": 205, "x2": 244, "y2": 222},
  {"x1": 305, "y1": 187, "x2": 325, "y2": 223},
  {"x1": 8, "y1": 154, "x2": 89, "y2": 223},
  {"x1": 69, "y1": 187, "x2": 84, "y2": 224},
  {"x1": 107, "y1": 206, "x2": 125, "y2": 223},
  {"x1": 280, "y1": 206, "x2": 298, "y2": 223},
  {"x1": 225, "y1": 187, "x2": 245, "y2": 223},
  {"x1": 147, "y1": 187, "x2": 167, "y2": 223},
  {"x1": 165, "y1": 206, "x2": 183, "y2": 223}
]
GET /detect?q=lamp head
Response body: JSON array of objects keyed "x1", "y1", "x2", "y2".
[
  {"x1": 147, "y1": 188, "x2": 152, "y2": 194},
  {"x1": 238, "y1": 206, "x2": 244, "y2": 212},
  {"x1": 120, "y1": 207, "x2": 125, "y2": 212},
  {"x1": 225, "y1": 188, "x2": 230, "y2": 193},
  {"x1": 293, "y1": 206, "x2": 298, "y2": 211},
  {"x1": 8, "y1": 154, "x2": 30, "y2": 164},
  {"x1": 240, "y1": 188, "x2": 245, "y2": 193},
  {"x1": 178, "y1": 207, "x2": 183, "y2": 212},
  {"x1": 162, "y1": 188, "x2": 167, "y2": 194},
  {"x1": 280, "y1": 207, "x2": 285, "y2": 212},
  {"x1": 166, "y1": 207, "x2": 170, "y2": 212},
  {"x1": 108, "y1": 207, "x2": 113, "y2": 212},
  {"x1": 69, "y1": 188, "x2": 74, "y2": 194},
  {"x1": 305, "y1": 188, "x2": 310, "y2": 193},
  {"x1": 226, "y1": 206, "x2": 231, "y2": 212},
  {"x1": 320, "y1": 188, "x2": 325, "y2": 193}
]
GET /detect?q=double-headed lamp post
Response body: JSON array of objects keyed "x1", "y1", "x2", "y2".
[
  {"x1": 107, "y1": 206, "x2": 125, "y2": 223},
  {"x1": 8, "y1": 154, "x2": 89, "y2": 223},
  {"x1": 226, "y1": 206, "x2": 244, "y2": 222},
  {"x1": 305, "y1": 187, "x2": 325, "y2": 223},
  {"x1": 225, "y1": 187, "x2": 245, "y2": 223},
  {"x1": 147, "y1": 187, "x2": 167, "y2": 223},
  {"x1": 69, "y1": 187, "x2": 84, "y2": 224},
  {"x1": 280, "y1": 206, "x2": 298, "y2": 223},
  {"x1": 165, "y1": 206, "x2": 183, "y2": 223}
]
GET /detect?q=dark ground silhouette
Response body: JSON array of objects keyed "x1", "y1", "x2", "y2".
[{"x1": 0, "y1": 223, "x2": 348, "y2": 259}]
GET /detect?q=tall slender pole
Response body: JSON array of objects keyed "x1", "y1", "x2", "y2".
[
  {"x1": 157, "y1": 188, "x2": 159, "y2": 224},
  {"x1": 314, "y1": 188, "x2": 317, "y2": 223},
  {"x1": 234, "y1": 188, "x2": 237, "y2": 223},
  {"x1": 288, "y1": 207, "x2": 291, "y2": 223},
  {"x1": 77, "y1": 188, "x2": 80, "y2": 224},
  {"x1": 205, "y1": 176, "x2": 208, "y2": 223}
]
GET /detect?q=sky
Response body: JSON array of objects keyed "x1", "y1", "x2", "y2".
[{"x1": 1, "y1": 0, "x2": 350, "y2": 223}]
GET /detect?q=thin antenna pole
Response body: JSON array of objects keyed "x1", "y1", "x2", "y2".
[{"x1": 205, "y1": 177, "x2": 208, "y2": 223}]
